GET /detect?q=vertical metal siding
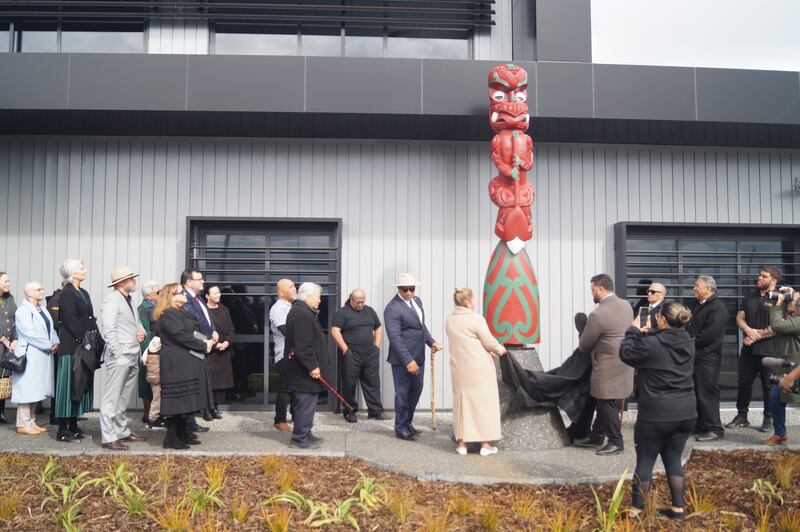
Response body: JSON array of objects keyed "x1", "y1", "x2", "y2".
[
  {"x1": 1, "y1": 137, "x2": 799, "y2": 409},
  {"x1": 149, "y1": 19, "x2": 209, "y2": 55}
]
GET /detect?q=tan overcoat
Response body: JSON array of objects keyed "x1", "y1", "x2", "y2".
[
  {"x1": 578, "y1": 294, "x2": 634, "y2": 399},
  {"x1": 445, "y1": 306, "x2": 506, "y2": 442}
]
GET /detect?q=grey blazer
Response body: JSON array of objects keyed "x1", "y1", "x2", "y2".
[
  {"x1": 100, "y1": 290, "x2": 143, "y2": 359},
  {"x1": 578, "y1": 293, "x2": 634, "y2": 400}
]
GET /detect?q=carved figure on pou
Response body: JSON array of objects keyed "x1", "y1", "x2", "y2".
[{"x1": 483, "y1": 64, "x2": 540, "y2": 345}]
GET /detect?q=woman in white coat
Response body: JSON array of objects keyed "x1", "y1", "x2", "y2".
[
  {"x1": 12, "y1": 282, "x2": 58, "y2": 435},
  {"x1": 445, "y1": 288, "x2": 507, "y2": 456}
]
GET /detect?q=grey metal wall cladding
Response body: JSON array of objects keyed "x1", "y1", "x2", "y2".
[
  {"x1": 149, "y1": 19, "x2": 209, "y2": 55},
  {"x1": 1, "y1": 137, "x2": 799, "y2": 410}
]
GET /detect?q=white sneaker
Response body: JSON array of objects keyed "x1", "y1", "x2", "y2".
[
  {"x1": 479, "y1": 446, "x2": 498, "y2": 456},
  {"x1": 456, "y1": 446, "x2": 468, "y2": 456}
]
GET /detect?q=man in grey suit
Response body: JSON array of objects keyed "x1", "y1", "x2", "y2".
[
  {"x1": 99, "y1": 267, "x2": 146, "y2": 450},
  {"x1": 575, "y1": 273, "x2": 634, "y2": 456},
  {"x1": 384, "y1": 273, "x2": 443, "y2": 441}
]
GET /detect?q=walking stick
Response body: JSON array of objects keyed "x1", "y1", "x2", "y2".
[
  {"x1": 318, "y1": 374, "x2": 354, "y2": 412},
  {"x1": 431, "y1": 348, "x2": 437, "y2": 430}
]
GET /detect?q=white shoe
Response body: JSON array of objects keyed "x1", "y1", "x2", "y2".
[
  {"x1": 479, "y1": 446, "x2": 498, "y2": 456},
  {"x1": 456, "y1": 446, "x2": 468, "y2": 456}
]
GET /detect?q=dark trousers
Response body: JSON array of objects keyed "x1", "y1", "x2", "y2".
[
  {"x1": 593, "y1": 398, "x2": 624, "y2": 447},
  {"x1": 274, "y1": 358, "x2": 293, "y2": 424},
  {"x1": 632, "y1": 418, "x2": 695, "y2": 509},
  {"x1": 693, "y1": 361, "x2": 724, "y2": 436},
  {"x1": 391, "y1": 362, "x2": 424, "y2": 434},
  {"x1": 342, "y1": 346, "x2": 383, "y2": 415},
  {"x1": 735, "y1": 349, "x2": 771, "y2": 418},
  {"x1": 290, "y1": 391, "x2": 318, "y2": 444}
]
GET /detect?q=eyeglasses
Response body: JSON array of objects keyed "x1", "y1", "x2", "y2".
[
  {"x1": 399, "y1": 286, "x2": 416, "y2": 293},
  {"x1": 647, "y1": 290, "x2": 663, "y2": 295}
]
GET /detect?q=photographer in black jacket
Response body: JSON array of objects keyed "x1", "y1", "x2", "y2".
[
  {"x1": 687, "y1": 275, "x2": 729, "y2": 442},
  {"x1": 621, "y1": 301, "x2": 696, "y2": 520}
]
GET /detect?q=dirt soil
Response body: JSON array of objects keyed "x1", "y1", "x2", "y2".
[{"x1": 0, "y1": 449, "x2": 798, "y2": 531}]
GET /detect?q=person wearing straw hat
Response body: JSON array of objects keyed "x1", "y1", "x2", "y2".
[
  {"x1": 384, "y1": 273, "x2": 443, "y2": 441},
  {"x1": 99, "y1": 266, "x2": 147, "y2": 450}
]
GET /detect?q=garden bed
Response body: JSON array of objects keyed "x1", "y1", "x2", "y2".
[{"x1": 0, "y1": 449, "x2": 797, "y2": 530}]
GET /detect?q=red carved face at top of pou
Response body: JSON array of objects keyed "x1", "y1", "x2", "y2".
[{"x1": 488, "y1": 64, "x2": 529, "y2": 132}]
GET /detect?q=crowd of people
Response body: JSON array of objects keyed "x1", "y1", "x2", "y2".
[{"x1": 1, "y1": 262, "x2": 799, "y2": 518}]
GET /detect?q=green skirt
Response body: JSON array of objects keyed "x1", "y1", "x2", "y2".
[
  {"x1": 137, "y1": 360, "x2": 153, "y2": 400},
  {"x1": 55, "y1": 355, "x2": 93, "y2": 418}
]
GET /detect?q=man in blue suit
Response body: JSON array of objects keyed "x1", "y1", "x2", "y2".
[{"x1": 384, "y1": 273, "x2": 443, "y2": 440}]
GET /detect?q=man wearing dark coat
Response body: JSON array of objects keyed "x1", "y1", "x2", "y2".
[
  {"x1": 688, "y1": 275, "x2": 729, "y2": 442},
  {"x1": 283, "y1": 282, "x2": 328, "y2": 449}
]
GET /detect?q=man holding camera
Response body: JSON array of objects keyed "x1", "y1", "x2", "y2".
[
  {"x1": 728, "y1": 267, "x2": 780, "y2": 432},
  {"x1": 761, "y1": 286, "x2": 800, "y2": 445}
]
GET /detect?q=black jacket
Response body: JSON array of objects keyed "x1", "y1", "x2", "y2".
[
  {"x1": 57, "y1": 283, "x2": 99, "y2": 356},
  {"x1": 620, "y1": 327, "x2": 697, "y2": 422},
  {"x1": 283, "y1": 300, "x2": 327, "y2": 394},
  {"x1": 158, "y1": 308, "x2": 212, "y2": 416},
  {"x1": 687, "y1": 295, "x2": 729, "y2": 364}
]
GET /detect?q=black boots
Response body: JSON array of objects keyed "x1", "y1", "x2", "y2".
[{"x1": 163, "y1": 417, "x2": 189, "y2": 450}]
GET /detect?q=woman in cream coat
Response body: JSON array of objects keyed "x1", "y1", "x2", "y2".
[{"x1": 445, "y1": 288, "x2": 507, "y2": 456}]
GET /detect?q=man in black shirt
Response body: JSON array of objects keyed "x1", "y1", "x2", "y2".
[
  {"x1": 688, "y1": 275, "x2": 729, "y2": 442},
  {"x1": 331, "y1": 289, "x2": 388, "y2": 423},
  {"x1": 728, "y1": 267, "x2": 780, "y2": 432}
]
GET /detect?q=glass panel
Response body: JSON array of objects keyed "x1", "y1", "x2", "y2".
[
  {"x1": 387, "y1": 29, "x2": 469, "y2": 59},
  {"x1": 301, "y1": 26, "x2": 341, "y2": 57},
  {"x1": 627, "y1": 238, "x2": 677, "y2": 252},
  {"x1": 0, "y1": 28, "x2": 8, "y2": 53},
  {"x1": 215, "y1": 31, "x2": 297, "y2": 56},
  {"x1": 345, "y1": 27, "x2": 383, "y2": 57},
  {"x1": 680, "y1": 240, "x2": 736, "y2": 252},
  {"x1": 207, "y1": 234, "x2": 266, "y2": 248},
  {"x1": 61, "y1": 31, "x2": 144, "y2": 53},
  {"x1": 19, "y1": 30, "x2": 58, "y2": 53}
]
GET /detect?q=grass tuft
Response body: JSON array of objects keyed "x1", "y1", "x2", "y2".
[
  {"x1": 477, "y1": 501, "x2": 502, "y2": 531},
  {"x1": 261, "y1": 502, "x2": 293, "y2": 532},
  {"x1": 148, "y1": 498, "x2": 192, "y2": 532},
  {"x1": 386, "y1": 488, "x2": 414, "y2": 524},
  {"x1": 686, "y1": 479, "x2": 716, "y2": 514},
  {"x1": 447, "y1": 492, "x2": 472, "y2": 517}
]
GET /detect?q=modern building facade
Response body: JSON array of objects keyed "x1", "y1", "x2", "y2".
[{"x1": 2, "y1": 1, "x2": 799, "y2": 412}]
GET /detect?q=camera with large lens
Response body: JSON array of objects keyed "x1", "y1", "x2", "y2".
[
  {"x1": 763, "y1": 357, "x2": 800, "y2": 394},
  {"x1": 761, "y1": 287, "x2": 793, "y2": 303}
]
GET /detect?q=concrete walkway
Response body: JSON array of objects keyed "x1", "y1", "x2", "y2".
[{"x1": 0, "y1": 408, "x2": 797, "y2": 486}]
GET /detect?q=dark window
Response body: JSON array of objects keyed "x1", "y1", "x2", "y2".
[
  {"x1": 16, "y1": 21, "x2": 57, "y2": 53},
  {"x1": 0, "y1": 22, "x2": 9, "y2": 53},
  {"x1": 188, "y1": 218, "x2": 341, "y2": 411},
  {"x1": 214, "y1": 24, "x2": 298, "y2": 55},
  {"x1": 387, "y1": 28, "x2": 470, "y2": 59},
  {"x1": 616, "y1": 223, "x2": 800, "y2": 402},
  {"x1": 61, "y1": 21, "x2": 145, "y2": 53}
]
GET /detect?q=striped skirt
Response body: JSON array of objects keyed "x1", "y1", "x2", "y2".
[{"x1": 54, "y1": 355, "x2": 93, "y2": 418}]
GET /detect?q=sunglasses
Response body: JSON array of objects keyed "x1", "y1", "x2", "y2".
[
  {"x1": 647, "y1": 290, "x2": 662, "y2": 295},
  {"x1": 399, "y1": 286, "x2": 416, "y2": 293}
]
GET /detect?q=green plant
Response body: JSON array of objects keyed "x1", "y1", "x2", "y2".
[
  {"x1": 775, "y1": 509, "x2": 800, "y2": 532},
  {"x1": 751, "y1": 478, "x2": 784, "y2": 507},
  {"x1": 183, "y1": 474, "x2": 225, "y2": 517},
  {"x1": 230, "y1": 493, "x2": 251, "y2": 524},
  {"x1": 686, "y1": 479, "x2": 716, "y2": 514},
  {"x1": 774, "y1": 455, "x2": 798, "y2": 490},
  {"x1": 0, "y1": 487, "x2": 30, "y2": 521},
  {"x1": 544, "y1": 506, "x2": 587, "y2": 532},
  {"x1": 477, "y1": 501, "x2": 503, "y2": 531},
  {"x1": 306, "y1": 497, "x2": 363, "y2": 530},
  {"x1": 148, "y1": 498, "x2": 192, "y2": 532},
  {"x1": 204, "y1": 460, "x2": 229, "y2": 492},
  {"x1": 511, "y1": 490, "x2": 538, "y2": 520},
  {"x1": 119, "y1": 490, "x2": 151, "y2": 517},
  {"x1": 386, "y1": 488, "x2": 414, "y2": 524},
  {"x1": 261, "y1": 456, "x2": 282, "y2": 477},
  {"x1": 99, "y1": 461, "x2": 143, "y2": 499},
  {"x1": 448, "y1": 492, "x2": 472, "y2": 517},
  {"x1": 38, "y1": 455, "x2": 62, "y2": 492},
  {"x1": 591, "y1": 469, "x2": 628, "y2": 532},
  {"x1": 40, "y1": 471, "x2": 102, "y2": 531},
  {"x1": 261, "y1": 503, "x2": 293, "y2": 532},
  {"x1": 349, "y1": 468, "x2": 387, "y2": 510},
  {"x1": 721, "y1": 512, "x2": 743, "y2": 531}
]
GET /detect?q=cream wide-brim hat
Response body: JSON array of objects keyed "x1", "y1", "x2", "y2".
[
  {"x1": 393, "y1": 272, "x2": 421, "y2": 286},
  {"x1": 108, "y1": 266, "x2": 140, "y2": 287}
]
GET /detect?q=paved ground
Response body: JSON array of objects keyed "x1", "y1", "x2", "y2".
[{"x1": 0, "y1": 407, "x2": 797, "y2": 485}]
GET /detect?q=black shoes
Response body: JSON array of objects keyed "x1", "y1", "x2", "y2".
[
  {"x1": 163, "y1": 440, "x2": 190, "y2": 450},
  {"x1": 725, "y1": 414, "x2": 750, "y2": 428},
  {"x1": 201, "y1": 410, "x2": 214, "y2": 422},
  {"x1": 758, "y1": 417, "x2": 773, "y2": 433},
  {"x1": 395, "y1": 431, "x2": 417, "y2": 441},
  {"x1": 656, "y1": 508, "x2": 685, "y2": 520},
  {"x1": 147, "y1": 417, "x2": 166, "y2": 430},
  {"x1": 289, "y1": 439, "x2": 321, "y2": 449},
  {"x1": 695, "y1": 432, "x2": 723, "y2": 442},
  {"x1": 211, "y1": 409, "x2": 223, "y2": 420},
  {"x1": 308, "y1": 433, "x2": 324, "y2": 443},
  {"x1": 190, "y1": 425, "x2": 210, "y2": 433},
  {"x1": 368, "y1": 412, "x2": 390, "y2": 421},
  {"x1": 344, "y1": 411, "x2": 357, "y2": 423},
  {"x1": 573, "y1": 436, "x2": 603, "y2": 448},
  {"x1": 73, "y1": 429, "x2": 92, "y2": 440},
  {"x1": 56, "y1": 431, "x2": 81, "y2": 443},
  {"x1": 596, "y1": 443, "x2": 624, "y2": 456},
  {"x1": 0, "y1": 414, "x2": 7, "y2": 424},
  {"x1": 409, "y1": 425, "x2": 422, "y2": 435}
]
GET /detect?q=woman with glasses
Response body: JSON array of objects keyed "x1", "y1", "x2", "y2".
[
  {"x1": 12, "y1": 282, "x2": 58, "y2": 435},
  {"x1": 445, "y1": 288, "x2": 507, "y2": 456},
  {"x1": 153, "y1": 283, "x2": 215, "y2": 449}
]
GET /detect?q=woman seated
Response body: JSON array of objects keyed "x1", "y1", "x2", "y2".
[{"x1": 445, "y1": 288, "x2": 507, "y2": 456}]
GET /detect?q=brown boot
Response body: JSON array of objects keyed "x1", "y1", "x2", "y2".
[{"x1": 760, "y1": 434, "x2": 788, "y2": 446}]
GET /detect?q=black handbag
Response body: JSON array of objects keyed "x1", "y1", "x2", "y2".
[{"x1": 0, "y1": 345, "x2": 27, "y2": 373}]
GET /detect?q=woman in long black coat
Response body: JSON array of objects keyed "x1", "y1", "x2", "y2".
[
  {"x1": 153, "y1": 283, "x2": 214, "y2": 450},
  {"x1": 205, "y1": 285, "x2": 235, "y2": 412},
  {"x1": 55, "y1": 259, "x2": 99, "y2": 443}
]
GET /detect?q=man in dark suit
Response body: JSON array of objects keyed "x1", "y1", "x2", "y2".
[
  {"x1": 688, "y1": 275, "x2": 729, "y2": 442},
  {"x1": 383, "y1": 273, "x2": 443, "y2": 441},
  {"x1": 180, "y1": 267, "x2": 219, "y2": 428}
]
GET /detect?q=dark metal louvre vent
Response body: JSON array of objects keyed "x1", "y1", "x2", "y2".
[{"x1": 0, "y1": 1, "x2": 495, "y2": 29}]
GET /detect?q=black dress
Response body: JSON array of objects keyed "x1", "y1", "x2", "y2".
[
  {"x1": 158, "y1": 308, "x2": 211, "y2": 417},
  {"x1": 208, "y1": 305, "x2": 235, "y2": 390}
]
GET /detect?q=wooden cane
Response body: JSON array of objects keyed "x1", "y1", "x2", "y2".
[{"x1": 431, "y1": 348, "x2": 437, "y2": 430}]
